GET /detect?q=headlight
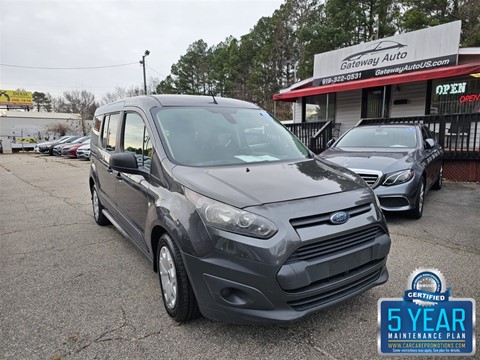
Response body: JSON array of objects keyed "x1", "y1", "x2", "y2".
[
  {"x1": 382, "y1": 169, "x2": 414, "y2": 186},
  {"x1": 185, "y1": 188, "x2": 277, "y2": 239}
]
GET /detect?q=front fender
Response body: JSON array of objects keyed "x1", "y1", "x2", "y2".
[{"x1": 145, "y1": 185, "x2": 214, "y2": 258}]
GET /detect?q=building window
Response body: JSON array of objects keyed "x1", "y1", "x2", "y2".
[
  {"x1": 430, "y1": 75, "x2": 480, "y2": 114},
  {"x1": 304, "y1": 93, "x2": 335, "y2": 122}
]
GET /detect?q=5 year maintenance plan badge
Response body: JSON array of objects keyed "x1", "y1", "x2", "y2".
[{"x1": 378, "y1": 268, "x2": 475, "y2": 356}]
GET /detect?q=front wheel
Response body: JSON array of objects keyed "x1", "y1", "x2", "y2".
[
  {"x1": 408, "y1": 179, "x2": 425, "y2": 219},
  {"x1": 157, "y1": 234, "x2": 200, "y2": 323}
]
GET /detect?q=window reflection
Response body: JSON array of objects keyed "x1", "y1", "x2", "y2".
[
  {"x1": 124, "y1": 113, "x2": 151, "y2": 170},
  {"x1": 304, "y1": 94, "x2": 335, "y2": 122}
]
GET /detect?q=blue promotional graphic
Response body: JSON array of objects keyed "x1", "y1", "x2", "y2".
[{"x1": 378, "y1": 268, "x2": 476, "y2": 355}]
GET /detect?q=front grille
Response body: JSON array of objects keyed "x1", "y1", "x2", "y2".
[
  {"x1": 358, "y1": 173, "x2": 380, "y2": 187},
  {"x1": 286, "y1": 262, "x2": 383, "y2": 311},
  {"x1": 285, "y1": 226, "x2": 382, "y2": 264},
  {"x1": 289, "y1": 203, "x2": 371, "y2": 230}
]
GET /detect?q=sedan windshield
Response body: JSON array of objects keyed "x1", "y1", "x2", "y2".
[
  {"x1": 153, "y1": 107, "x2": 310, "y2": 166},
  {"x1": 335, "y1": 127, "x2": 417, "y2": 148}
]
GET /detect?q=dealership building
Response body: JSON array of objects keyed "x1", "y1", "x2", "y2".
[{"x1": 275, "y1": 21, "x2": 480, "y2": 181}]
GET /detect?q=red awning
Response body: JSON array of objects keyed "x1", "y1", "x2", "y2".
[{"x1": 273, "y1": 63, "x2": 480, "y2": 101}]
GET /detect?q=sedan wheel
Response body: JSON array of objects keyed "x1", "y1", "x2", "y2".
[
  {"x1": 409, "y1": 180, "x2": 425, "y2": 219},
  {"x1": 432, "y1": 165, "x2": 443, "y2": 190}
]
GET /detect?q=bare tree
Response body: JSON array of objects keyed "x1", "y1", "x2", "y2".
[
  {"x1": 51, "y1": 90, "x2": 97, "y2": 135},
  {"x1": 45, "y1": 122, "x2": 72, "y2": 137},
  {"x1": 101, "y1": 86, "x2": 145, "y2": 105},
  {"x1": 148, "y1": 76, "x2": 161, "y2": 94}
]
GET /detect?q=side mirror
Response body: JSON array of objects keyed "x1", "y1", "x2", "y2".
[
  {"x1": 109, "y1": 152, "x2": 139, "y2": 174},
  {"x1": 326, "y1": 138, "x2": 336, "y2": 148},
  {"x1": 424, "y1": 138, "x2": 435, "y2": 149}
]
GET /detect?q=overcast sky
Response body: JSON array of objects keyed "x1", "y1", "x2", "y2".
[{"x1": 0, "y1": 0, "x2": 284, "y2": 101}]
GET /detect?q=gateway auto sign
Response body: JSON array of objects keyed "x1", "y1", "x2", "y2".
[{"x1": 313, "y1": 21, "x2": 461, "y2": 86}]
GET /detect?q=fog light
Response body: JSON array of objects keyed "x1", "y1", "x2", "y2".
[{"x1": 220, "y1": 287, "x2": 251, "y2": 306}]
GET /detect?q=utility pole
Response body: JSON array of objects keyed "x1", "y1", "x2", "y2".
[
  {"x1": 139, "y1": 50, "x2": 150, "y2": 95},
  {"x1": 373, "y1": 14, "x2": 380, "y2": 40}
]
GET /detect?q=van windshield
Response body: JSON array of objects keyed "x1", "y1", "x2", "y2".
[{"x1": 153, "y1": 107, "x2": 310, "y2": 166}]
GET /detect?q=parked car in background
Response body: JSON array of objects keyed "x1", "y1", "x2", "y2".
[
  {"x1": 320, "y1": 124, "x2": 443, "y2": 219},
  {"x1": 53, "y1": 135, "x2": 89, "y2": 156},
  {"x1": 38, "y1": 136, "x2": 79, "y2": 155},
  {"x1": 36, "y1": 136, "x2": 70, "y2": 153},
  {"x1": 76, "y1": 143, "x2": 91, "y2": 160},
  {"x1": 89, "y1": 95, "x2": 391, "y2": 324},
  {"x1": 61, "y1": 137, "x2": 90, "y2": 158}
]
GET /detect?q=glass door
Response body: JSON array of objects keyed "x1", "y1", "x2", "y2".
[{"x1": 362, "y1": 86, "x2": 391, "y2": 119}]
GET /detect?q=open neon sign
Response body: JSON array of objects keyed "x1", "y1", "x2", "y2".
[
  {"x1": 436, "y1": 82, "x2": 467, "y2": 95},
  {"x1": 459, "y1": 94, "x2": 480, "y2": 103}
]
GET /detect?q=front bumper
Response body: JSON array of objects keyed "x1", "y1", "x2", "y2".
[
  {"x1": 373, "y1": 178, "x2": 420, "y2": 212},
  {"x1": 181, "y1": 190, "x2": 391, "y2": 324},
  {"x1": 38, "y1": 146, "x2": 52, "y2": 154},
  {"x1": 77, "y1": 151, "x2": 90, "y2": 159}
]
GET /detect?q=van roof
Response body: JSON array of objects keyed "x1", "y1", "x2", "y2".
[{"x1": 95, "y1": 94, "x2": 259, "y2": 115}]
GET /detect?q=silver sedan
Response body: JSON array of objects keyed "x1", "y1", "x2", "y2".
[{"x1": 320, "y1": 124, "x2": 444, "y2": 219}]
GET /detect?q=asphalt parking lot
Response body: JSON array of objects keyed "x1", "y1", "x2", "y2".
[{"x1": 1, "y1": 153, "x2": 479, "y2": 360}]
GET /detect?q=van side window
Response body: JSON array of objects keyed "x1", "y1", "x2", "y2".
[
  {"x1": 123, "y1": 112, "x2": 152, "y2": 171},
  {"x1": 105, "y1": 113, "x2": 120, "y2": 152},
  {"x1": 101, "y1": 115, "x2": 110, "y2": 148},
  {"x1": 93, "y1": 115, "x2": 102, "y2": 133}
]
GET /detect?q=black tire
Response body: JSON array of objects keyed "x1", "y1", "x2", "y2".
[
  {"x1": 92, "y1": 185, "x2": 109, "y2": 225},
  {"x1": 157, "y1": 233, "x2": 200, "y2": 323},
  {"x1": 408, "y1": 179, "x2": 425, "y2": 219},
  {"x1": 432, "y1": 165, "x2": 443, "y2": 190}
]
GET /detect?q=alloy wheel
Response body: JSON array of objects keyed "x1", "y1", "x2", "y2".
[
  {"x1": 92, "y1": 189, "x2": 100, "y2": 221},
  {"x1": 159, "y1": 246, "x2": 177, "y2": 310}
]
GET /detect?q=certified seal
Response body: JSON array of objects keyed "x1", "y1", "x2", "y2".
[{"x1": 403, "y1": 268, "x2": 450, "y2": 306}]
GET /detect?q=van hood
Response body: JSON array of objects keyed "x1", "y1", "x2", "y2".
[{"x1": 172, "y1": 158, "x2": 365, "y2": 208}]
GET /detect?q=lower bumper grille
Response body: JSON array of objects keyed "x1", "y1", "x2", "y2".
[
  {"x1": 379, "y1": 196, "x2": 410, "y2": 208},
  {"x1": 286, "y1": 260, "x2": 385, "y2": 311}
]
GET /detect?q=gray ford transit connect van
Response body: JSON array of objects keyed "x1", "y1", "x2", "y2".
[{"x1": 89, "y1": 95, "x2": 391, "y2": 324}]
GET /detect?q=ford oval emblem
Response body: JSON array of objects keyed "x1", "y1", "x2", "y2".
[{"x1": 330, "y1": 211, "x2": 349, "y2": 225}]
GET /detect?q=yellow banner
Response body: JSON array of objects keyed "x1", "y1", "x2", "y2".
[{"x1": 0, "y1": 90, "x2": 33, "y2": 106}]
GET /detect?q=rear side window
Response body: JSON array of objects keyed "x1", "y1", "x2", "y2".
[
  {"x1": 93, "y1": 115, "x2": 102, "y2": 133},
  {"x1": 101, "y1": 113, "x2": 120, "y2": 152},
  {"x1": 123, "y1": 112, "x2": 152, "y2": 170}
]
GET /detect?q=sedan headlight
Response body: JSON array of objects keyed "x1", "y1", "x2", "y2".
[
  {"x1": 185, "y1": 188, "x2": 277, "y2": 239},
  {"x1": 382, "y1": 169, "x2": 414, "y2": 186}
]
